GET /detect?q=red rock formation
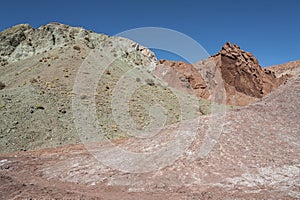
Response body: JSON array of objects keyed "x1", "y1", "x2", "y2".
[
  {"x1": 215, "y1": 42, "x2": 287, "y2": 105},
  {"x1": 155, "y1": 42, "x2": 287, "y2": 106},
  {"x1": 155, "y1": 60, "x2": 210, "y2": 99}
]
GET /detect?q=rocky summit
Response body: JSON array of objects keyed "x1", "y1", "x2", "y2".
[
  {"x1": 217, "y1": 42, "x2": 287, "y2": 103},
  {"x1": 0, "y1": 23, "x2": 157, "y2": 67},
  {"x1": 156, "y1": 42, "x2": 291, "y2": 106},
  {"x1": 0, "y1": 23, "x2": 299, "y2": 199}
]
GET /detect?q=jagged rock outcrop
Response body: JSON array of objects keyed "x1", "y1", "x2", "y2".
[
  {"x1": 217, "y1": 42, "x2": 283, "y2": 98},
  {"x1": 0, "y1": 24, "x2": 34, "y2": 66},
  {"x1": 155, "y1": 42, "x2": 288, "y2": 106},
  {"x1": 0, "y1": 23, "x2": 157, "y2": 68},
  {"x1": 214, "y1": 42, "x2": 287, "y2": 105}
]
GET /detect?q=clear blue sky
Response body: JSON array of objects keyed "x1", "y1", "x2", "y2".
[{"x1": 0, "y1": 0, "x2": 299, "y2": 67}]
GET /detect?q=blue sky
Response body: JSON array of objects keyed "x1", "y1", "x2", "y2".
[{"x1": 0, "y1": 0, "x2": 299, "y2": 67}]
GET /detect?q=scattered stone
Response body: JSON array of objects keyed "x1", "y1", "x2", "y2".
[
  {"x1": 59, "y1": 108, "x2": 66, "y2": 114},
  {"x1": 0, "y1": 81, "x2": 5, "y2": 90},
  {"x1": 36, "y1": 105, "x2": 45, "y2": 110},
  {"x1": 145, "y1": 79, "x2": 155, "y2": 86},
  {"x1": 73, "y1": 46, "x2": 80, "y2": 51}
]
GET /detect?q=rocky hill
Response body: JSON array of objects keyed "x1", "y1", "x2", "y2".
[
  {"x1": 0, "y1": 23, "x2": 217, "y2": 153},
  {"x1": 0, "y1": 23, "x2": 299, "y2": 199},
  {"x1": 156, "y1": 42, "x2": 288, "y2": 106}
]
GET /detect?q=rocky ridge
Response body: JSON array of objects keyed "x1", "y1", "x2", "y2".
[
  {"x1": 267, "y1": 59, "x2": 300, "y2": 78},
  {"x1": 0, "y1": 23, "x2": 157, "y2": 68},
  {"x1": 156, "y1": 42, "x2": 288, "y2": 106}
]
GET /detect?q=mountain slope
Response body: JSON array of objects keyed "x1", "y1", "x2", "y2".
[
  {"x1": 0, "y1": 23, "x2": 216, "y2": 153},
  {"x1": 0, "y1": 23, "x2": 299, "y2": 199},
  {"x1": 0, "y1": 64, "x2": 299, "y2": 200}
]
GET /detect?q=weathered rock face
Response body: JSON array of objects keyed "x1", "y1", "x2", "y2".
[
  {"x1": 0, "y1": 24, "x2": 34, "y2": 65},
  {"x1": 0, "y1": 23, "x2": 157, "y2": 68},
  {"x1": 217, "y1": 42, "x2": 283, "y2": 99},
  {"x1": 155, "y1": 60, "x2": 210, "y2": 99},
  {"x1": 155, "y1": 42, "x2": 287, "y2": 106}
]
